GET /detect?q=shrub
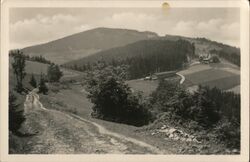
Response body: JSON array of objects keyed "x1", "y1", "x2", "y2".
[
  {"x1": 150, "y1": 81, "x2": 221, "y2": 128},
  {"x1": 10, "y1": 50, "x2": 26, "y2": 93},
  {"x1": 9, "y1": 92, "x2": 25, "y2": 133},
  {"x1": 47, "y1": 64, "x2": 63, "y2": 82},
  {"x1": 214, "y1": 118, "x2": 240, "y2": 149},
  {"x1": 88, "y1": 76, "x2": 153, "y2": 126},
  {"x1": 150, "y1": 80, "x2": 240, "y2": 149},
  {"x1": 211, "y1": 55, "x2": 220, "y2": 63},
  {"x1": 38, "y1": 73, "x2": 48, "y2": 94},
  {"x1": 29, "y1": 74, "x2": 37, "y2": 88}
]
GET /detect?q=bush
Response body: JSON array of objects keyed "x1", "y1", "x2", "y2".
[
  {"x1": 211, "y1": 55, "x2": 220, "y2": 63},
  {"x1": 10, "y1": 50, "x2": 26, "y2": 93},
  {"x1": 88, "y1": 76, "x2": 153, "y2": 126},
  {"x1": 150, "y1": 81, "x2": 221, "y2": 128},
  {"x1": 9, "y1": 92, "x2": 25, "y2": 133},
  {"x1": 149, "y1": 80, "x2": 240, "y2": 149},
  {"x1": 38, "y1": 74, "x2": 48, "y2": 94},
  {"x1": 29, "y1": 74, "x2": 37, "y2": 88},
  {"x1": 47, "y1": 64, "x2": 63, "y2": 82},
  {"x1": 214, "y1": 118, "x2": 240, "y2": 149}
]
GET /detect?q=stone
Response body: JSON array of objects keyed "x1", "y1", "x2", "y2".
[
  {"x1": 161, "y1": 125, "x2": 167, "y2": 129},
  {"x1": 159, "y1": 129, "x2": 169, "y2": 133},
  {"x1": 193, "y1": 138, "x2": 202, "y2": 144},
  {"x1": 169, "y1": 128, "x2": 177, "y2": 134}
]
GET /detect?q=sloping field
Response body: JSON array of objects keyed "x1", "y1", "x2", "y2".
[
  {"x1": 201, "y1": 75, "x2": 240, "y2": 90},
  {"x1": 9, "y1": 57, "x2": 82, "y2": 82},
  {"x1": 179, "y1": 63, "x2": 240, "y2": 92},
  {"x1": 9, "y1": 58, "x2": 48, "y2": 75},
  {"x1": 126, "y1": 79, "x2": 159, "y2": 97},
  {"x1": 179, "y1": 64, "x2": 212, "y2": 76},
  {"x1": 126, "y1": 62, "x2": 240, "y2": 96},
  {"x1": 185, "y1": 69, "x2": 237, "y2": 85}
]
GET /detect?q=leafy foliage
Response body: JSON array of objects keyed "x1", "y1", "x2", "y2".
[
  {"x1": 210, "y1": 49, "x2": 240, "y2": 66},
  {"x1": 47, "y1": 64, "x2": 63, "y2": 82},
  {"x1": 211, "y1": 55, "x2": 220, "y2": 63},
  {"x1": 29, "y1": 74, "x2": 37, "y2": 88},
  {"x1": 27, "y1": 55, "x2": 53, "y2": 64},
  {"x1": 150, "y1": 80, "x2": 240, "y2": 148},
  {"x1": 214, "y1": 118, "x2": 240, "y2": 149},
  {"x1": 9, "y1": 92, "x2": 25, "y2": 133},
  {"x1": 86, "y1": 67, "x2": 153, "y2": 126},
  {"x1": 38, "y1": 73, "x2": 48, "y2": 94},
  {"x1": 9, "y1": 52, "x2": 53, "y2": 65},
  {"x1": 10, "y1": 50, "x2": 26, "y2": 93}
]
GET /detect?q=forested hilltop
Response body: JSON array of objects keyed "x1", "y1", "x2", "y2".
[{"x1": 19, "y1": 28, "x2": 240, "y2": 67}]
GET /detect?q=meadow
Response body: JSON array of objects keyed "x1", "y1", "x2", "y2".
[{"x1": 180, "y1": 63, "x2": 240, "y2": 93}]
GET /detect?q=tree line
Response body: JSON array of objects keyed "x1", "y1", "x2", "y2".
[
  {"x1": 85, "y1": 64, "x2": 240, "y2": 149},
  {"x1": 64, "y1": 39, "x2": 195, "y2": 79},
  {"x1": 149, "y1": 80, "x2": 240, "y2": 149},
  {"x1": 210, "y1": 49, "x2": 240, "y2": 66},
  {"x1": 10, "y1": 50, "x2": 53, "y2": 65}
]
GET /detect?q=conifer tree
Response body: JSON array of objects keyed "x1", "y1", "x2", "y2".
[
  {"x1": 38, "y1": 73, "x2": 48, "y2": 94},
  {"x1": 29, "y1": 74, "x2": 37, "y2": 88}
]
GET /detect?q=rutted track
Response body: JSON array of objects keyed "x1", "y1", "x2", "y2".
[{"x1": 23, "y1": 89, "x2": 163, "y2": 154}]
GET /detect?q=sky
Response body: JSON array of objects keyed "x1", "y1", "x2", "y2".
[{"x1": 9, "y1": 7, "x2": 240, "y2": 49}]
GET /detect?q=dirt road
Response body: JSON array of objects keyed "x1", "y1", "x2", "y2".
[
  {"x1": 22, "y1": 89, "x2": 163, "y2": 154},
  {"x1": 176, "y1": 73, "x2": 185, "y2": 84}
]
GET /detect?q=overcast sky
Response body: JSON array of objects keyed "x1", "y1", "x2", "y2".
[{"x1": 10, "y1": 7, "x2": 240, "y2": 49}]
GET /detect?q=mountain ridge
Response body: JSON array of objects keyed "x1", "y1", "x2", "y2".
[
  {"x1": 21, "y1": 27, "x2": 159, "y2": 64},
  {"x1": 20, "y1": 27, "x2": 240, "y2": 65}
]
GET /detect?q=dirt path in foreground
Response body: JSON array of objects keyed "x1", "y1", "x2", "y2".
[{"x1": 22, "y1": 89, "x2": 163, "y2": 154}]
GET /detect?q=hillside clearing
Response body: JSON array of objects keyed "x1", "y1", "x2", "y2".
[
  {"x1": 126, "y1": 79, "x2": 159, "y2": 96},
  {"x1": 179, "y1": 63, "x2": 240, "y2": 92}
]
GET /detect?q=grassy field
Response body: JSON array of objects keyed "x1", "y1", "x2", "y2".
[
  {"x1": 126, "y1": 79, "x2": 159, "y2": 97},
  {"x1": 184, "y1": 69, "x2": 237, "y2": 85},
  {"x1": 179, "y1": 63, "x2": 240, "y2": 93},
  {"x1": 125, "y1": 62, "x2": 240, "y2": 96},
  {"x1": 9, "y1": 58, "x2": 48, "y2": 74}
]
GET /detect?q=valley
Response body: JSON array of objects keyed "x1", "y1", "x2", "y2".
[
  {"x1": 9, "y1": 27, "x2": 241, "y2": 155},
  {"x1": 9, "y1": 58, "x2": 240, "y2": 154}
]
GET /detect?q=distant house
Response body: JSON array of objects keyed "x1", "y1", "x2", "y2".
[{"x1": 199, "y1": 53, "x2": 213, "y2": 64}]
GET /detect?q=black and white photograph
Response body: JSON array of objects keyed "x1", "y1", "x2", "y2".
[{"x1": 1, "y1": 0, "x2": 249, "y2": 161}]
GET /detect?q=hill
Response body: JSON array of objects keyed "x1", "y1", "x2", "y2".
[
  {"x1": 21, "y1": 28, "x2": 158, "y2": 64},
  {"x1": 20, "y1": 27, "x2": 240, "y2": 66},
  {"x1": 61, "y1": 29, "x2": 240, "y2": 68},
  {"x1": 64, "y1": 39, "x2": 194, "y2": 66},
  {"x1": 163, "y1": 35, "x2": 240, "y2": 56},
  {"x1": 64, "y1": 39, "x2": 195, "y2": 79}
]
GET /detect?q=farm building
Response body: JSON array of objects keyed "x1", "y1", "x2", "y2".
[{"x1": 199, "y1": 53, "x2": 219, "y2": 64}]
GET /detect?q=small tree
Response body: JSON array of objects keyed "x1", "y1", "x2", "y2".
[
  {"x1": 11, "y1": 50, "x2": 26, "y2": 93},
  {"x1": 211, "y1": 55, "x2": 220, "y2": 63},
  {"x1": 47, "y1": 64, "x2": 63, "y2": 82},
  {"x1": 38, "y1": 73, "x2": 48, "y2": 94},
  {"x1": 29, "y1": 74, "x2": 37, "y2": 88},
  {"x1": 9, "y1": 92, "x2": 25, "y2": 133},
  {"x1": 88, "y1": 75, "x2": 152, "y2": 126}
]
